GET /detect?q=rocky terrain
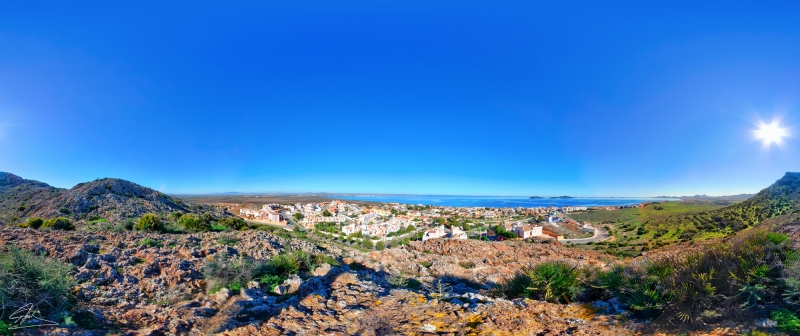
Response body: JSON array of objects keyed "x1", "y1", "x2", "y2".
[
  {"x1": 0, "y1": 172, "x2": 226, "y2": 225},
  {"x1": 0, "y1": 225, "x2": 638, "y2": 335},
  {"x1": 2, "y1": 172, "x2": 800, "y2": 335}
]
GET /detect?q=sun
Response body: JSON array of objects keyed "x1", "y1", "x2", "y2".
[{"x1": 754, "y1": 122, "x2": 788, "y2": 145}]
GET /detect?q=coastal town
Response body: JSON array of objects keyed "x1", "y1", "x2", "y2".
[{"x1": 233, "y1": 199, "x2": 655, "y2": 244}]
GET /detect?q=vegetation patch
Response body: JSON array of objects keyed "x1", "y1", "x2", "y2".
[
  {"x1": 217, "y1": 233, "x2": 239, "y2": 246},
  {"x1": 203, "y1": 250, "x2": 338, "y2": 294},
  {"x1": 771, "y1": 308, "x2": 800, "y2": 333},
  {"x1": 135, "y1": 214, "x2": 165, "y2": 232},
  {"x1": 137, "y1": 238, "x2": 163, "y2": 248},
  {"x1": 497, "y1": 261, "x2": 582, "y2": 303},
  {"x1": 178, "y1": 214, "x2": 211, "y2": 232},
  {"x1": 459, "y1": 261, "x2": 475, "y2": 269},
  {"x1": 218, "y1": 217, "x2": 247, "y2": 231},
  {"x1": 42, "y1": 217, "x2": 75, "y2": 231},
  {"x1": 0, "y1": 246, "x2": 75, "y2": 323}
]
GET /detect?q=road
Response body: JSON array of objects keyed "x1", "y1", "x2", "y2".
[{"x1": 558, "y1": 228, "x2": 610, "y2": 244}]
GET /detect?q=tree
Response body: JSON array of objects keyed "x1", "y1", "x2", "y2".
[
  {"x1": 376, "y1": 241, "x2": 386, "y2": 250},
  {"x1": 493, "y1": 225, "x2": 517, "y2": 239},
  {"x1": 323, "y1": 209, "x2": 332, "y2": 217},
  {"x1": 42, "y1": 217, "x2": 75, "y2": 231},
  {"x1": 293, "y1": 212, "x2": 303, "y2": 221},
  {"x1": 136, "y1": 214, "x2": 165, "y2": 232}
]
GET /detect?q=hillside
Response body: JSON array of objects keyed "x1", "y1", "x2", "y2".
[
  {"x1": 645, "y1": 172, "x2": 800, "y2": 238},
  {"x1": 0, "y1": 172, "x2": 225, "y2": 225}
]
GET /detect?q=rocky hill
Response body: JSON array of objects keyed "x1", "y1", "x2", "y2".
[{"x1": 0, "y1": 172, "x2": 224, "y2": 225}]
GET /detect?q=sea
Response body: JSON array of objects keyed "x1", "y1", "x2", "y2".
[{"x1": 331, "y1": 195, "x2": 676, "y2": 208}]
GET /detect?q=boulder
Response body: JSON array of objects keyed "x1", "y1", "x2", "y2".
[
  {"x1": 283, "y1": 275, "x2": 303, "y2": 294},
  {"x1": 312, "y1": 263, "x2": 332, "y2": 277}
]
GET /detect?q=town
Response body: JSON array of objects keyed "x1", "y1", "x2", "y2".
[{"x1": 234, "y1": 200, "x2": 655, "y2": 245}]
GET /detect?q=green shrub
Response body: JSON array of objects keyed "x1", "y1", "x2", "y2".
[
  {"x1": 267, "y1": 253, "x2": 300, "y2": 276},
  {"x1": 771, "y1": 308, "x2": 800, "y2": 333},
  {"x1": 219, "y1": 217, "x2": 247, "y2": 231},
  {"x1": 179, "y1": 214, "x2": 211, "y2": 232},
  {"x1": 375, "y1": 241, "x2": 386, "y2": 251},
  {"x1": 26, "y1": 217, "x2": 44, "y2": 229},
  {"x1": 459, "y1": 261, "x2": 475, "y2": 269},
  {"x1": 135, "y1": 214, "x2": 165, "y2": 232},
  {"x1": 123, "y1": 219, "x2": 135, "y2": 231},
  {"x1": 259, "y1": 274, "x2": 287, "y2": 290},
  {"x1": 42, "y1": 217, "x2": 75, "y2": 231},
  {"x1": 361, "y1": 238, "x2": 374, "y2": 249},
  {"x1": 266, "y1": 251, "x2": 336, "y2": 276},
  {"x1": 0, "y1": 246, "x2": 75, "y2": 320},
  {"x1": 137, "y1": 238, "x2": 163, "y2": 248}
]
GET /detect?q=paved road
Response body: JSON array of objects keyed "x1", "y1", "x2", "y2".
[{"x1": 558, "y1": 228, "x2": 610, "y2": 244}]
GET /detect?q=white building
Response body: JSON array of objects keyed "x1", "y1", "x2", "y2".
[
  {"x1": 513, "y1": 225, "x2": 543, "y2": 239},
  {"x1": 449, "y1": 226, "x2": 468, "y2": 240},
  {"x1": 422, "y1": 225, "x2": 446, "y2": 241}
]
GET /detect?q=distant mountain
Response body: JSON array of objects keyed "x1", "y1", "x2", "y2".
[
  {"x1": 654, "y1": 194, "x2": 756, "y2": 201},
  {"x1": 0, "y1": 172, "x2": 224, "y2": 225}
]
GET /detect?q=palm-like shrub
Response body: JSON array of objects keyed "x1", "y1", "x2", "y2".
[
  {"x1": 523, "y1": 261, "x2": 581, "y2": 303},
  {"x1": 135, "y1": 214, "x2": 164, "y2": 232},
  {"x1": 497, "y1": 261, "x2": 582, "y2": 303},
  {"x1": 600, "y1": 229, "x2": 797, "y2": 322}
]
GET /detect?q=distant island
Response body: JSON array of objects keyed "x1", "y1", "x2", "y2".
[
  {"x1": 550, "y1": 196, "x2": 574, "y2": 199},
  {"x1": 529, "y1": 196, "x2": 544, "y2": 199}
]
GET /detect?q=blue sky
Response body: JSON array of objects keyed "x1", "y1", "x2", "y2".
[{"x1": 1, "y1": 1, "x2": 799, "y2": 196}]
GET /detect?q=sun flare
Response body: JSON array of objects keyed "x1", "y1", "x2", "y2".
[{"x1": 755, "y1": 122, "x2": 788, "y2": 145}]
